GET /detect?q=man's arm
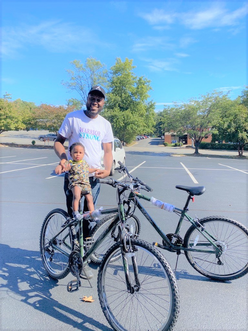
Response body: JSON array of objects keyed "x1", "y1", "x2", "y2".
[
  {"x1": 95, "y1": 142, "x2": 113, "y2": 179},
  {"x1": 54, "y1": 134, "x2": 70, "y2": 173}
]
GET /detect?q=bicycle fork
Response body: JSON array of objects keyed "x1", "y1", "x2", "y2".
[{"x1": 121, "y1": 232, "x2": 141, "y2": 294}]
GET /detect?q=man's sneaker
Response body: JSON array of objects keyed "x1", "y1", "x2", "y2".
[{"x1": 80, "y1": 263, "x2": 94, "y2": 280}]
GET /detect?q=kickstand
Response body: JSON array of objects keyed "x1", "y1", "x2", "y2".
[
  {"x1": 80, "y1": 266, "x2": 93, "y2": 288},
  {"x1": 174, "y1": 252, "x2": 180, "y2": 272}
]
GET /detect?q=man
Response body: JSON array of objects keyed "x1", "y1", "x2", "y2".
[{"x1": 54, "y1": 85, "x2": 114, "y2": 279}]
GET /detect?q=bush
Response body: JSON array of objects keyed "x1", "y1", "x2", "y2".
[
  {"x1": 31, "y1": 140, "x2": 36, "y2": 145},
  {"x1": 199, "y1": 142, "x2": 248, "y2": 150}
]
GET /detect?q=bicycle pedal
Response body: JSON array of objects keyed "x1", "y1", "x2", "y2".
[
  {"x1": 84, "y1": 237, "x2": 94, "y2": 248},
  {"x1": 67, "y1": 279, "x2": 81, "y2": 292}
]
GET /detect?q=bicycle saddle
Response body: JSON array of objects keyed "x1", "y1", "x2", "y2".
[{"x1": 176, "y1": 185, "x2": 205, "y2": 196}]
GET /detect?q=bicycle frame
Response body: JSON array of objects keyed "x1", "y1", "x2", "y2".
[{"x1": 129, "y1": 191, "x2": 222, "y2": 255}]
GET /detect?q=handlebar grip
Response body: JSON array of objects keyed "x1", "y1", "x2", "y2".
[
  {"x1": 145, "y1": 184, "x2": 153, "y2": 192},
  {"x1": 98, "y1": 178, "x2": 115, "y2": 185}
]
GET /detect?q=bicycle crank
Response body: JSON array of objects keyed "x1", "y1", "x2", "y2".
[{"x1": 67, "y1": 250, "x2": 83, "y2": 292}]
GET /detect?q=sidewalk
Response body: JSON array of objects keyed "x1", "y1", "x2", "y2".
[
  {"x1": 0, "y1": 130, "x2": 68, "y2": 148},
  {"x1": 126, "y1": 139, "x2": 248, "y2": 159},
  {"x1": 0, "y1": 131, "x2": 247, "y2": 159}
]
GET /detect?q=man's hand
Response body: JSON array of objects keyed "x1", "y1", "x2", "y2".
[
  {"x1": 95, "y1": 169, "x2": 110, "y2": 179},
  {"x1": 55, "y1": 160, "x2": 71, "y2": 174}
]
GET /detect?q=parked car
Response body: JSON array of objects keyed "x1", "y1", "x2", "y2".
[
  {"x1": 38, "y1": 133, "x2": 57, "y2": 141},
  {"x1": 101, "y1": 137, "x2": 126, "y2": 176}
]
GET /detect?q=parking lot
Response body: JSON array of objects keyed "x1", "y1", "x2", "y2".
[{"x1": 0, "y1": 142, "x2": 247, "y2": 331}]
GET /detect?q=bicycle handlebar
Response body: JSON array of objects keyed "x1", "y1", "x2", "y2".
[{"x1": 117, "y1": 161, "x2": 153, "y2": 192}]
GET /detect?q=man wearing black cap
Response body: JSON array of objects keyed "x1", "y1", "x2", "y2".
[{"x1": 54, "y1": 85, "x2": 114, "y2": 279}]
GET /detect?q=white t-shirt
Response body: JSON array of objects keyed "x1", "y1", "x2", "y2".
[{"x1": 58, "y1": 110, "x2": 114, "y2": 169}]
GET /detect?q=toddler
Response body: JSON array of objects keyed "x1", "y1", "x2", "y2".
[{"x1": 55, "y1": 142, "x2": 99, "y2": 220}]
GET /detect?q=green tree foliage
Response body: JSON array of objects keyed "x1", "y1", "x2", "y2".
[
  {"x1": 102, "y1": 58, "x2": 155, "y2": 143},
  {"x1": 0, "y1": 98, "x2": 25, "y2": 133},
  {"x1": 214, "y1": 96, "x2": 248, "y2": 156},
  {"x1": 178, "y1": 92, "x2": 225, "y2": 154},
  {"x1": 62, "y1": 58, "x2": 108, "y2": 105},
  {"x1": 12, "y1": 99, "x2": 36, "y2": 130},
  {"x1": 155, "y1": 104, "x2": 182, "y2": 137}
]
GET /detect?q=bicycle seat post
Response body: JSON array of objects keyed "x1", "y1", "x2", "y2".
[{"x1": 183, "y1": 194, "x2": 192, "y2": 211}]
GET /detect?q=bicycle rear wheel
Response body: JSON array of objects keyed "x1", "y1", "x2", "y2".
[
  {"x1": 90, "y1": 213, "x2": 140, "y2": 264},
  {"x1": 98, "y1": 239, "x2": 180, "y2": 331},
  {"x1": 184, "y1": 217, "x2": 248, "y2": 281},
  {"x1": 40, "y1": 208, "x2": 71, "y2": 279}
]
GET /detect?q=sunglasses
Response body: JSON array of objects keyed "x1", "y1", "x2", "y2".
[{"x1": 88, "y1": 96, "x2": 104, "y2": 103}]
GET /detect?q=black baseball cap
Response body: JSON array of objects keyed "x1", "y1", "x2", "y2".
[{"x1": 88, "y1": 85, "x2": 106, "y2": 99}]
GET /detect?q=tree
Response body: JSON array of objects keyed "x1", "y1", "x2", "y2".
[
  {"x1": 12, "y1": 99, "x2": 36, "y2": 131},
  {"x1": 215, "y1": 97, "x2": 248, "y2": 156},
  {"x1": 177, "y1": 91, "x2": 224, "y2": 154},
  {"x1": 240, "y1": 86, "x2": 248, "y2": 108},
  {"x1": 0, "y1": 98, "x2": 25, "y2": 133},
  {"x1": 33, "y1": 104, "x2": 73, "y2": 132},
  {"x1": 155, "y1": 104, "x2": 182, "y2": 137},
  {"x1": 62, "y1": 58, "x2": 108, "y2": 105},
  {"x1": 102, "y1": 58, "x2": 155, "y2": 143}
]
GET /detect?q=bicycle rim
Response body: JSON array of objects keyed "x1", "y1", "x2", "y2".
[
  {"x1": 90, "y1": 214, "x2": 140, "y2": 264},
  {"x1": 40, "y1": 209, "x2": 71, "y2": 279},
  {"x1": 98, "y1": 239, "x2": 179, "y2": 331},
  {"x1": 184, "y1": 217, "x2": 248, "y2": 281}
]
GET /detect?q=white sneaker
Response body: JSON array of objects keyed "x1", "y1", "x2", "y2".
[{"x1": 73, "y1": 211, "x2": 83, "y2": 220}]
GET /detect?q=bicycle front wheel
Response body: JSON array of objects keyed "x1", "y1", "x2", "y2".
[
  {"x1": 40, "y1": 208, "x2": 71, "y2": 279},
  {"x1": 90, "y1": 213, "x2": 140, "y2": 264},
  {"x1": 98, "y1": 239, "x2": 180, "y2": 331},
  {"x1": 184, "y1": 217, "x2": 248, "y2": 281}
]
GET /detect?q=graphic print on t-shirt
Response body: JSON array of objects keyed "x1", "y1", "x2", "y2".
[{"x1": 79, "y1": 127, "x2": 101, "y2": 141}]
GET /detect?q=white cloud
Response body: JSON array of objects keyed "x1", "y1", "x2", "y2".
[
  {"x1": 142, "y1": 58, "x2": 179, "y2": 72},
  {"x1": 132, "y1": 36, "x2": 174, "y2": 53},
  {"x1": 138, "y1": 9, "x2": 175, "y2": 25},
  {"x1": 175, "y1": 53, "x2": 189, "y2": 58},
  {"x1": 180, "y1": 3, "x2": 248, "y2": 29},
  {"x1": 1, "y1": 20, "x2": 110, "y2": 57},
  {"x1": 138, "y1": 4, "x2": 248, "y2": 30},
  {"x1": 179, "y1": 36, "x2": 197, "y2": 48},
  {"x1": 215, "y1": 86, "x2": 242, "y2": 93}
]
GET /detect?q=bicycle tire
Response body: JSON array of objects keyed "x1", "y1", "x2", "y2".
[
  {"x1": 90, "y1": 213, "x2": 140, "y2": 264},
  {"x1": 184, "y1": 216, "x2": 248, "y2": 281},
  {"x1": 40, "y1": 208, "x2": 72, "y2": 279},
  {"x1": 98, "y1": 239, "x2": 180, "y2": 331}
]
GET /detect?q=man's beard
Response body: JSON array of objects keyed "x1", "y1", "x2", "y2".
[{"x1": 85, "y1": 103, "x2": 103, "y2": 118}]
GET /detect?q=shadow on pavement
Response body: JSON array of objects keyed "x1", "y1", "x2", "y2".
[{"x1": 0, "y1": 243, "x2": 111, "y2": 331}]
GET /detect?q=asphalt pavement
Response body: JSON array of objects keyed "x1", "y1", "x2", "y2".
[{"x1": 0, "y1": 131, "x2": 247, "y2": 331}]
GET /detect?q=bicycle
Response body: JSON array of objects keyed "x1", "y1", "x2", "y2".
[
  {"x1": 40, "y1": 178, "x2": 180, "y2": 331},
  {"x1": 97, "y1": 162, "x2": 248, "y2": 282}
]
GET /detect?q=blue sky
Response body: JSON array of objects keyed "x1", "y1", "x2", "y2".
[{"x1": 1, "y1": 0, "x2": 247, "y2": 111}]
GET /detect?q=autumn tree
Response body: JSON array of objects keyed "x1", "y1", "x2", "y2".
[
  {"x1": 33, "y1": 104, "x2": 73, "y2": 132},
  {"x1": 102, "y1": 58, "x2": 155, "y2": 143},
  {"x1": 62, "y1": 58, "x2": 108, "y2": 105}
]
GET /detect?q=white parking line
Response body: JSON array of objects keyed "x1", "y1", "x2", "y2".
[
  {"x1": 46, "y1": 161, "x2": 147, "y2": 180},
  {"x1": 0, "y1": 162, "x2": 58, "y2": 175},
  {"x1": 46, "y1": 173, "x2": 64, "y2": 179},
  {"x1": 118, "y1": 161, "x2": 146, "y2": 181},
  {"x1": 219, "y1": 163, "x2": 248, "y2": 174},
  {"x1": 0, "y1": 155, "x2": 16, "y2": 159},
  {"x1": 0, "y1": 157, "x2": 47, "y2": 164},
  {"x1": 180, "y1": 162, "x2": 198, "y2": 184}
]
